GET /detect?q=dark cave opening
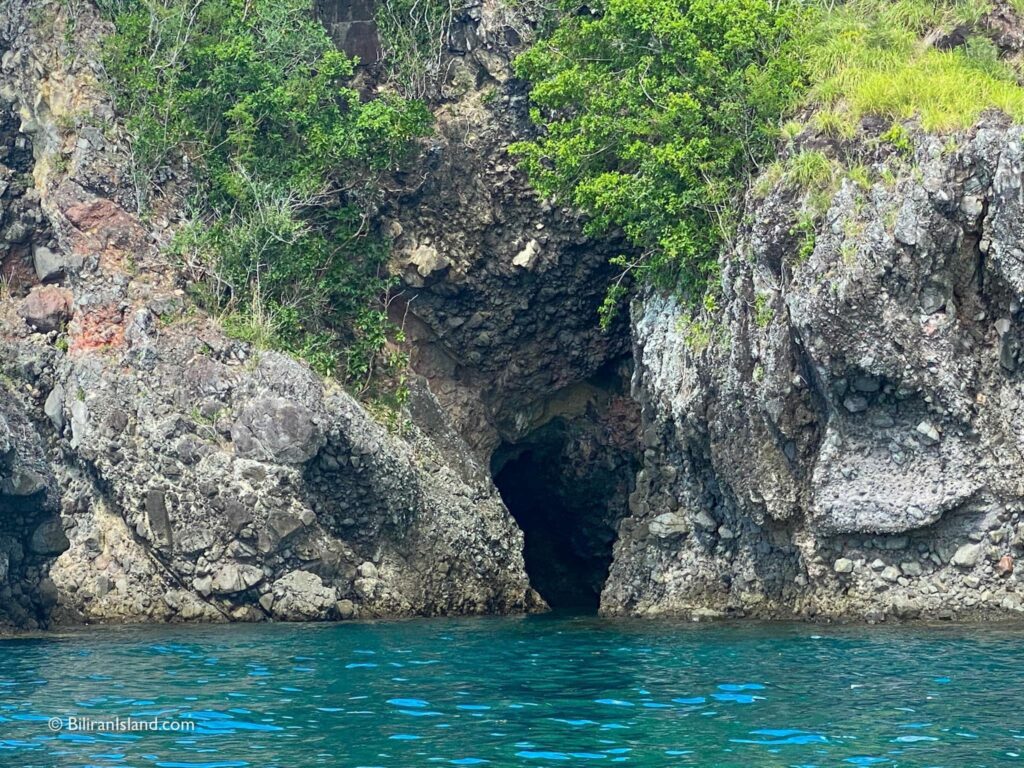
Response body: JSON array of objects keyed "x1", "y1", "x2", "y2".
[{"x1": 492, "y1": 412, "x2": 638, "y2": 613}]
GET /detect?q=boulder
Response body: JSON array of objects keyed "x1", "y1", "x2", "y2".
[
  {"x1": 693, "y1": 510, "x2": 717, "y2": 531},
  {"x1": 29, "y1": 518, "x2": 69, "y2": 555},
  {"x1": 833, "y1": 558, "x2": 854, "y2": 574},
  {"x1": 18, "y1": 285, "x2": 72, "y2": 332},
  {"x1": 210, "y1": 563, "x2": 265, "y2": 594},
  {"x1": 407, "y1": 244, "x2": 450, "y2": 277},
  {"x1": 31, "y1": 244, "x2": 78, "y2": 280},
  {"x1": 268, "y1": 508, "x2": 315, "y2": 541},
  {"x1": 230, "y1": 397, "x2": 324, "y2": 464},
  {"x1": 648, "y1": 512, "x2": 690, "y2": 538},
  {"x1": 144, "y1": 490, "x2": 173, "y2": 548},
  {"x1": 512, "y1": 239, "x2": 542, "y2": 269},
  {"x1": 357, "y1": 561, "x2": 378, "y2": 579},
  {"x1": 44, "y1": 385, "x2": 65, "y2": 431},
  {"x1": 270, "y1": 570, "x2": 336, "y2": 620},
  {"x1": 4, "y1": 466, "x2": 46, "y2": 496},
  {"x1": 952, "y1": 543, "x2": 984, "y2": 569}
]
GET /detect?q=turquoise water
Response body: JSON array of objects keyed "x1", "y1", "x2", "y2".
[{"x1": 1, "y1": 616, "x2": 1023, "y2": 767}]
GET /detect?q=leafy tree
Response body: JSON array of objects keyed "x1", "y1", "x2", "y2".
[{"x1": 511, "y1": 0, "x2": 806, "y2": 323}]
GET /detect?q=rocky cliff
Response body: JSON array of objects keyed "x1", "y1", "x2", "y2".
[
  {"x1": 3, "y1": 0, "x2": 1024, "y2": 630},
  {"x1": 0, "y1": 0, "x2": 557, "y2": 627},
  {"x1": 608, "y1": 118, "x2": 1024, "y2": 621},
  {"x1": 0, "y1": 0, "x2": 638, "y2": 628}
]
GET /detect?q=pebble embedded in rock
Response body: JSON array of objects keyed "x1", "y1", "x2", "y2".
[
  {"x1": 997, "y1": 555, "x2": 1014, "y2": 576},
  {"x1": 693, "y1": 510, "x2": 717, "y2": 531},
  {"x1": 833, "y1": 558, "x2": 854, "y2": 574},
  {"x1": 880, "y1": 566, "x2": 901, "y2": 583},
  {"x1": 843, "y1": 395, "x2": 869, "y2": 413},
  {"x1": 951, "y1": 543, "x2": 983, "y2": 569},
  {"x1": 915, "y1": 421, "x2": 941, "y2": 446},
  {"x1": 900, "y1": 561, "x2": 922, "y2": 577}
]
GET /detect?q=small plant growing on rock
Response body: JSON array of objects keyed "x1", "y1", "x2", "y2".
[
  {"x1": 880, "y1": 123, "x2": 915, "y2": 157},
  {"x1": 754, "y1": 294, "x2": 774, "y2": 328},
  {"x1": 790, "y1": 215, "x2": 817, "y2": 263}
]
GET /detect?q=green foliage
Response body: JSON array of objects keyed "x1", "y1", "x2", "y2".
[
  {"x1": 754, "y1": 293, "x2": 773, "y2": 328},
  {"x1": 674, "y1": 311, "x2": 714, "y2": 354},
  {"x1": 811, "y1": 108, "x2": 856, "y2": 140},
  {"x1": 513, "y1": 0, "x2": 1024, "y2": 321},
  {"x1": 598, "y1": 280, "x2": 630, "y2": 331},
  {"x1": 790, "y1": 215, "x2": 817, "y2": 263},
  {"x1": 365, "y1": 383, "x2": 414, "y2": 436},
  {"x1": 100, "y1": 0, "x2": 431, "y2": 387},
  {"x1": 511, "y1": 0, "x2": 807, "y2": 310},
  {"x1": 805, "y1": 0, "x2": 1024, "y2": 131},
  {"x1": 780, "y1": 121, "x2": 804, "y2": 144},
  {"x1": 784, "y1": 150, "x2": 835, "y2": 192},
  {"x1": 847, "y1": 164, "x2": 873, "y2": 190},
  {"x1": 880, "y1": 123, "x2": 914, "y2": 156}
]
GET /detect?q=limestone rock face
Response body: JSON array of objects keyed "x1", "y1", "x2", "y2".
[
  {"x1": 608, "y1": 118, "x2": 1024, "y2": 622},
  {"x1": 0, "y1": 0, "x2": 535, "y2": 629}
]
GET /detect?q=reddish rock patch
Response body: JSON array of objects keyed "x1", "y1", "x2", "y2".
[
  {"x1": 63, "y1": 197, "x2": 147, "y2": 271},
  {"x1": 69, "y1": 304, "x2": 125, "y2": 354},
  {"x1": 65, "y1": 198, "x2": 134, "y2": 234}
]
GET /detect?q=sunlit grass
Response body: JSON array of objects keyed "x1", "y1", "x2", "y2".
[{"x1": 805, "y1": 0, "x2": 1024, "y2": 131}]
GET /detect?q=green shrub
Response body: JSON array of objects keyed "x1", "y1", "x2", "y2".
[
  {"x1": 510, "y1": 0, "x2": 807, "y2": 324},
  {"x1": 99, "y1": 0, "x2": 431, "y2": 385}
]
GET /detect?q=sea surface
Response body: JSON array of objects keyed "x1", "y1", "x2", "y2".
[{"x1": 1, "y1": 614, "x2": 1022, "y2": 767}]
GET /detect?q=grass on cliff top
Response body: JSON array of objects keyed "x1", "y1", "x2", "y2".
[{"x1": 805, "y1": 0, "x2": 1024, "y2": 131}]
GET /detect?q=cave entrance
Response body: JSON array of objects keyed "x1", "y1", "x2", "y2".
[{"x1": 492, "y1": 415, "x2": 637, "y2": 613}]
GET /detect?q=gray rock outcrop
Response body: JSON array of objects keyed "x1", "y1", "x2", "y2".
[
  {"x1": 5, "y1": 0, "x2": 1024, "y2": 630},
  {"x1": 0, "y1": 388, "x2": 67, "y2": 628},
  {"x1": 607, "y1": 118, "x2": 1024, "y2": 621},
  {"x1": 0, "y1": 0, "x2": 540, "y2": 628}
]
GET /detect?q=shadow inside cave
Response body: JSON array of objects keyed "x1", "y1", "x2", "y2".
[{"x1": 492, "y1": 419, "x2": 633, "y2": 613}]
